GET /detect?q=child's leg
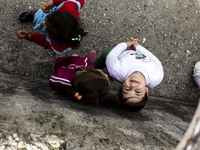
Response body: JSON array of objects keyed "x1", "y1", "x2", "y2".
[
  {"x1": 93, "y1": 49, "x2": 112, "y2": 69},
  {"x1": 87, "y1": 50, "x2": 97, "y2": 63}
]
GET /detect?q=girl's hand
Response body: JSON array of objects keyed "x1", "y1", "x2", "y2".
[
  {"x1": 16, "y1": 30, "x2": 31, "y2": 39},
  {"x1": 126, "y1": 37, "x2": 140, "y2": 50},
  {"x1": 41, "y1": 0, "x2": 54, "y2": 13},
  {"x1": 132, "y1": 38, "x2": 140, "y2": 49}
]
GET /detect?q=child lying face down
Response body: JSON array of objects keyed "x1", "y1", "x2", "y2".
[{"x1": 49, "y1": 51, "x2": 110, "y2": 105}]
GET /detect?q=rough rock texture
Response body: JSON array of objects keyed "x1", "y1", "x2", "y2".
[
  {"x1": 0, "y1": 0, "x2": 200, "y2": 149},
  {"x1": 0, "y1": 72, "x2": 199, "y2": 149}
]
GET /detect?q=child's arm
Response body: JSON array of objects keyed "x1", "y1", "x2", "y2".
[
  {"x1": 57, "y1": 0, "x2": 84, "y2": 18},
  {"x1": 26, "y1": 33, "x2": 53, "y2": 49},
  {"x1": 17, "y1": 31, "x2": 72, "y2": 52},
  {"x1": 16, "y1": 30, "x2": 31, "y2": 39},
  {"x1": 74, "y1": 0, "x2": 84, "y2": 8},
  {"x1": 41, "y1": 0, "x2": 85, "y2": 13},
  {"x1": 52, "y1": 0, "x2": 67, "y2": 6},
  {"x1": 106, "y1": 38, "x2": 139, "y2": 66},
  {"x1": 16, "y1": 31, "x2": 52, "y2": 50},
  {"x1": 53, "y1": 0, "x2": 84, "y2": 8},
  {"x1": 41, "y1": 0, "x2": 54, "y2": 13},
  {"x1": 126, "y1": 38, "x2": 140, "y2": 50},
  {"x1": 106, "y1": 42, "x2": 127, "y2": 66}
]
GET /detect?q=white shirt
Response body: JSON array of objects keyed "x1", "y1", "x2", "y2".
[{"x1": 106, "y1": 42, "x2": 164, "y2": 88}]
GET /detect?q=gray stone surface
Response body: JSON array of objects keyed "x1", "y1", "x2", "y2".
[
  {"x1": 0, "y1": 0, "x2": 200, "y2": 149},
  {"x1": 0, "y1": 72, "x2": 199, "y2": 149}
]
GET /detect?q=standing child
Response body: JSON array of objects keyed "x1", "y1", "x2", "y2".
[
  {"x1": 16, "y1": 0, "x2": 85, "y2": 54},
  {"x1": 49, "y1": 50, "x2": 110, "y2": 105},
  {"x1": 94, "y1": 37, "x2": 164, "y2": 112}
]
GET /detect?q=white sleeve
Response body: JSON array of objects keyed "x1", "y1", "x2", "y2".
[{"x1": 106, "y1": 42, "x2": 127, "y2": 68}]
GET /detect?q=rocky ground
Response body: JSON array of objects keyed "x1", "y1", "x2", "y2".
[
  {"x1": 0, "y1": 0, "x2": 200, "y2": 149},
  {"x1": 0, "y1": 72, "x2": 199, "y2": 149}
]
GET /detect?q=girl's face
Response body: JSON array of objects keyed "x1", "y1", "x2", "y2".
[{"x1": 122, "y1": 72, "x2": 148, "y2": 104}]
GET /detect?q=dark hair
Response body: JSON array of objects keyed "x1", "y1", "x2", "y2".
[
  {"x1": 118, "y1": 88, "x2": 148, "y2": 112},
  {"x1": 45, "y1": 10, "x2": 87, "y2": 49},
  {"x1": 69, "y1": 69, "x2": 110, "y2": 105}
]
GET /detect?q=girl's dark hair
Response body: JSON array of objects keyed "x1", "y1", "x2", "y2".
[
  {"x1": 118, "y1": 88, "x2": 148, "y2": 112},
  {"x1": 46, "y1": 10, "x2": 87, "y2": 49},
  {"x1": 68, "y1": 69, "x2": 110, "y2": 105}
]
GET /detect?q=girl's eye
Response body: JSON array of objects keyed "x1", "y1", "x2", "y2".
[
  {"x1": 136, "y1": 91, "x2": 141, "y2": 93},
  {"x1": 124, "y1": 88, "x2": 130, "y2": 92}
]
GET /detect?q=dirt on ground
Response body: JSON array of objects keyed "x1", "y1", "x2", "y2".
[{"x1": 0, "y1": 0, "x2": 200, "y2": 149}]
